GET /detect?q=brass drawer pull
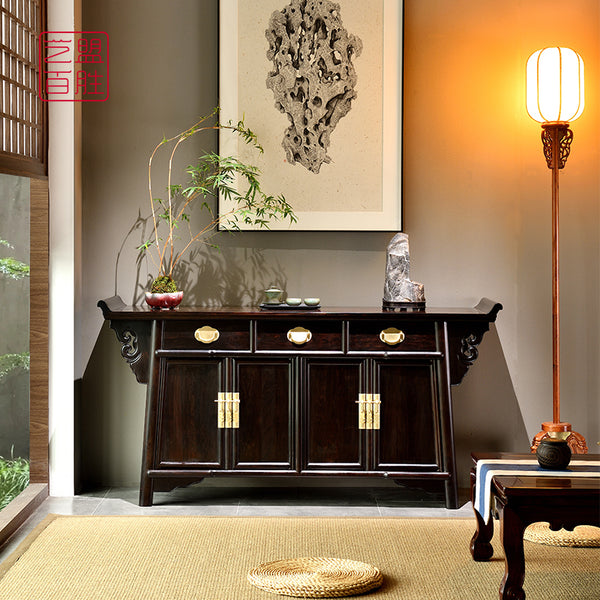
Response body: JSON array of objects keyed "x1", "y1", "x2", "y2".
[
  {"x1": 287, "y1": 326, "x2": 312, "y2": 345},
  {"x1": 195, "y1": 325, "x2": 220, "y2": 344},
  {"x1": 380, "y1": 327, "x2": 405, "y2": 346}
]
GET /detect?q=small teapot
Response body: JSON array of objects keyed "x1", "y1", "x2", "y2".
[{"x1": 264, "y1": 285, "x2": 284, "y2": 305}]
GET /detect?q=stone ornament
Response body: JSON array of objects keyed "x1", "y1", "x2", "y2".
[
  {"x1": 266, "y1": 0, "x2": 362, "y2": 174},
  {"x1": 382, "y1": 233, "x2": 426, "y2": 306}
]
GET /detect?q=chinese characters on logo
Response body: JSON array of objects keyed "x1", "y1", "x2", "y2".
[{"x1": 39, "y1": 32, "x2": 109, "y2": 102}]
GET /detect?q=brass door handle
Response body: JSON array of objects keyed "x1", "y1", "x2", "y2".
[
  {"x1": 357, "y1": 394, "x2": 368, "y2": 429},
  {"x1": 216, "y1": 392, "x2": 226, "y2": 428},
  {"x1": 380, "y1": 327, "x2": 405, "y2": 346},
  {"x1": 195, "y1": 325, "x2": 220, "y2": 344},
  {"x1": 215, "y1": 392, "x2": 240, "y2": 429},
  {"x1": 372, "y1": 394, "x2": 381, "y2": 430},
  {"x1": 287, "y1": 326, "x2": 312, "y2": 345},
  {"x1": 357, "y1": 394, "x2": 381, "y2": 430},
  {"x1": 232, "y1": 393, "x2": 240, "y2": 429}
]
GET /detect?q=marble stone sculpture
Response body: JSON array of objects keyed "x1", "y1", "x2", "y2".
[
  {"x1": 382, "y1": 233, "x2": 426, "y2": 306},
  {"x1": 265, "y1": 0, "x2": 362, "y2": 174}
]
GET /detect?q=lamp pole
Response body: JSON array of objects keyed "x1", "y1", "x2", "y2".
[
  {"x1": 550, "y1": 126, "x2": 561, "y2": 425},
  {"x1": 529, "y1": 123, "x2": 587, "y2": 453}
]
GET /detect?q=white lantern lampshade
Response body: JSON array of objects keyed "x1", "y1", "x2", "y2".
[{"x1": 527, "y1": 47, "x2": 584, "y2": 123}]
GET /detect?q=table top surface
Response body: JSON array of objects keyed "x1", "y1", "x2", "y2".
[
  {"x1": 98, "y1": 295, "x2": 502, "y2": 322},
  {"x1": 471, "y1": 451, "x2": 600, "y2": 464},
  {"x1": 471, "y1": 452, "x2": 600, "y2": 495},
  {"x1": 492, "y1": 475, "x2": 600, "y2": 494}
]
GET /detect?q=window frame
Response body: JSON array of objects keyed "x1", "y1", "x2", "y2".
[
  {"x1": 0, "y1": 0, "x2": 49, "y2": 547},
  {"x1": 0, "y1": 0, "x2": 48, "y2": 178}
]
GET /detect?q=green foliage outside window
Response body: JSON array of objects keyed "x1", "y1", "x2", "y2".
[
  {"x1": 0, "y1": 237, "x2": 30, "y2": 510},
  {"x1": 0, "y1": 238, "x2": 30, "y2": 381},
  {"x1": 0, "y1": 239, "x2": 29, "y2": 280},
  {"x1": 0, "y1": 451, "x2": 29, "y2": 510}
]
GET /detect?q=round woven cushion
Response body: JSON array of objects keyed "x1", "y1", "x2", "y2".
[
  {"x1": 247, "y1": 557, "x2": 384, "y2": 598},
  {"x1": 524, "y1": 522, "x2": 600, "y2": 547}
]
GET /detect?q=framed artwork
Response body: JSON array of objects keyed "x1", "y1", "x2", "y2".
[{"x1": 219, "y1": 0, "x2": 403, "y2": 231}]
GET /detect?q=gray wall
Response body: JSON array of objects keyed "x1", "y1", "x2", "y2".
[{"x1": 79, "y1": 0, "x2": 599, "y2": 490}]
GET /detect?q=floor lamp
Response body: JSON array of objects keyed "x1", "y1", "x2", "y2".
[{"x1": 526, "y1": 47, "x2": 588, "y2": 454}]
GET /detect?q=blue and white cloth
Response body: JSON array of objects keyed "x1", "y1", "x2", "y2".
[{"x1": 474, "y1": 458, "x2": 600, "y2": 524}]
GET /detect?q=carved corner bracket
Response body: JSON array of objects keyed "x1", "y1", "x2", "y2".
[
  {"x1": 447, "y1": 328, "x2": 488, "y2": 385},
  {"x1": 446, "y1": 299, "x2": 502, "y2": 385},
  {"x1": 460, "y1": 331, "x2": 484, "y2": 368},
  {"x1": 109, "y1": 320, "x2": 151, "y2": 384}
]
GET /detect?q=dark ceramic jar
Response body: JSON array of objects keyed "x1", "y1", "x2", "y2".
[{"x1": 536, "y1": 437, "x2": 571, "y2": 470}]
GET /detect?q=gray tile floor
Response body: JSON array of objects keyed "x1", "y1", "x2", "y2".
[{"x1": 0, "y1": 482, "x2": 474, "y2": 565}]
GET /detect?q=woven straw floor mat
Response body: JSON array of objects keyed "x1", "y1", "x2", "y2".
[
  {"x1": 0, "y1": 515, "x2": 598, "y2": 599},
  {"x1": 524, "y1": 522, "x2": 600, "y2": 547}
]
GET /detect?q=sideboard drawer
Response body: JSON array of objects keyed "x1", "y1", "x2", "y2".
[
  {"x1": 348, "y1": 321, "x2": 437, "y2": 352},
  {"x1": 256, "y1": 320, "x2": 343, "y2": 352},
  {"x1": 162, "y1": 320, "x2": 251, "y2": 350}
]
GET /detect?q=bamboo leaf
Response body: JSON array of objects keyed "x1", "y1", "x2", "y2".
[{"x1": 145, "y1": 107, "x2": 296, "y2": 285}]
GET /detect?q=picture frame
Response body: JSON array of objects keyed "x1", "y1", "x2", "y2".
[{"x1": 219, "y1": 0, "x2": 403, "y2": 231}]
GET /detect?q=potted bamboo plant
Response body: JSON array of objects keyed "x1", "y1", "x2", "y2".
[{"x1": 138, "y1": 107, "x2": 296, "y2": 308}]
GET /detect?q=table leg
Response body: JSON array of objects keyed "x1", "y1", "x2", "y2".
[
  {"x1": 139, "y1": 473, "x2": 154, "y2": 507},
  {"x1": 498, "y1": 504, "x2": 527, "y2": 600},
  {"x1": 470, "y1": 470, "x2": 494, "y2": 561}
]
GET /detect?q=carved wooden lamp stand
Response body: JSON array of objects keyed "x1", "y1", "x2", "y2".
[{"x1": 527, "y1": 47, "x2": 588, "y2": 453}]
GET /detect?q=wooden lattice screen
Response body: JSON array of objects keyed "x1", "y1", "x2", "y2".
[{"x1": 0, "y1": 0, "x2": 46, "y2": 177}]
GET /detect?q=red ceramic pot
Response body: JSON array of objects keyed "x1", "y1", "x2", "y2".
[{"x1": 144, "y1": 291, "x2": 183, "y2": 310}]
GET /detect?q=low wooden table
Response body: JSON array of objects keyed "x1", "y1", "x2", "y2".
[{"x1": 470, "y1": 452, "x2": 600, "y2": 600}]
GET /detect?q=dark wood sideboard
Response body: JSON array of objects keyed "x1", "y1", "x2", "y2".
[{"x1": 98, "y1": 296, "x2": 502, "y2": 507}]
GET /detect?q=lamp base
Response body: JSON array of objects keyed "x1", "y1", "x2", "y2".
[{"x1": 531, "y1": 422, "x2": 588, "y2": 454}]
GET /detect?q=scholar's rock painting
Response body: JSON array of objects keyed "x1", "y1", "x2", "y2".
[{"x1": 266, "y1": 0, "x2": 363, "y2": 174}]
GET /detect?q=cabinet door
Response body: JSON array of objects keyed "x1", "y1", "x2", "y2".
[
  {"x1": 156, "y1": 359, "x2": 226, "y2": 469},
  {"x1": 372, "y1": 359, "x2": 441, "y2": 470},
  {"x1": 302, "y1": 359, "x2": 367, "y2": 471},
  {"x1": 231, "y1": 358, "x2": 295, "y2": 471}
]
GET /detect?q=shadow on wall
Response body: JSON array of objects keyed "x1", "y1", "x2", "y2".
[
  {"x1": 171, "y1": 245, "x2": 290, "y2": 307},
  {"x1": 77, "y1": 322, "x2": 146, "y2": 490},
  {"x1": 452, "y1": 325, "x2": 529, "y2": 488},
  {"x1": 114, "y1": 209, "x2": 292, "y2": 307}
]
